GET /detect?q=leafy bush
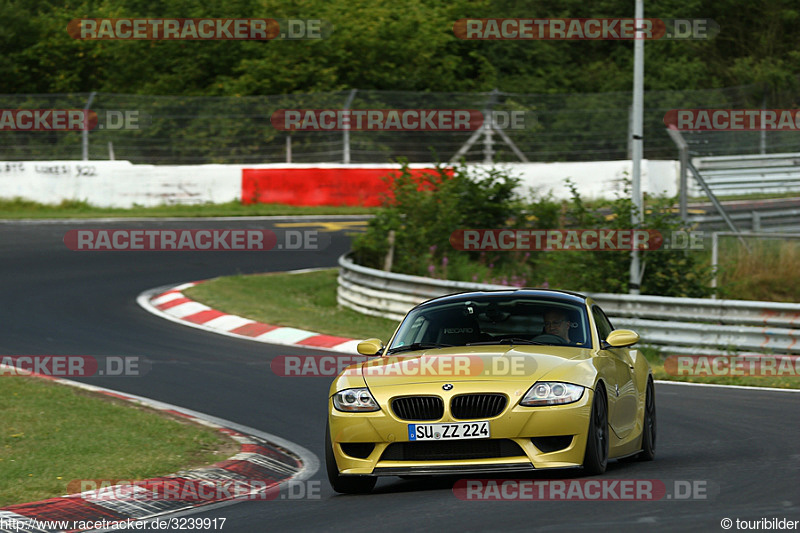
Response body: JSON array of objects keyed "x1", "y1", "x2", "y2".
[
  {"x1": 351, "y1": 164, "x2": 713, "y2": 297},
  {"x1": 352, "y1": 161, "x2": 527, "y2": 277}
]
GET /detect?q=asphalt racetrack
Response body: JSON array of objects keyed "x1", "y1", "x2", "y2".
[{"x1": 2, "y1": 218, "x2": 798, "y2": 532}]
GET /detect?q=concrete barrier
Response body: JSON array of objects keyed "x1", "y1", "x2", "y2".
[{"x1": 0, "y1": 160, "x2": 680, "y2": 208}]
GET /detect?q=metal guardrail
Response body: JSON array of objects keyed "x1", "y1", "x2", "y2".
[
  {"x1": 689, "y1": 207, "x2": 800, "y2": 232},
  {"x1": 337, "y1": 253, "x2": 800, "y2": 355},
  {"x1": 692, "y1": 153, "x2": 800, "y2": 196}
]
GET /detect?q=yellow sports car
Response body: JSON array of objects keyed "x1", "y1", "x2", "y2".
[{"x1": 326, "y1": 289, "x2": 655, "y2": 493}]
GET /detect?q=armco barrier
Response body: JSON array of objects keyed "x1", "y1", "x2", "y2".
[
  {"x1": 337, "y1": 253, "x2": 800, "y2": 355},
  {"x1": 691, "y1": 153, "x2": 800, "y2": 196}
]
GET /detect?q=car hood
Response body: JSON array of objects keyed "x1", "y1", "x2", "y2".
[{"x1": 361, "y1": 345, "x2": 594, "y2": 388}]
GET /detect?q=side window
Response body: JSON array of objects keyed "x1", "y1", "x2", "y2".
[{"x1": 592, "y1": 305, "x2": 614, "y2": 341}]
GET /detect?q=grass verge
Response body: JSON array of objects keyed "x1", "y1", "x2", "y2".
[
  {"x1": 714, "y1": 237, "x2": 800, "y2": 302},
  {"x1": 0, "y1": 376, "x2": 239, "y2": 507},
  {"x1": 641, "y1": 347, "x2": 799, "y2": 390},
  {"x1": 185, "y1": 269, "x2": 399, "y2": 342},
  {"x1": 0, "y1": 198, "x2": 376, "y2": 219},
  {"x1": 185, "y1": 270, "x2": 800, "y2": 390}
]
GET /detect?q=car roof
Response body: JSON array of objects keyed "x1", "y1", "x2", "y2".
[{"x1": 412, "y1": 288, "x2": 589, "y2": 310}]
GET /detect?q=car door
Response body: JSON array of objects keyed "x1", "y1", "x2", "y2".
[{"x1": 592, "y1": 305, "x2": 638, "y2": 440}]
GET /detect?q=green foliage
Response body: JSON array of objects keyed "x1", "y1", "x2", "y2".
[
  {"x1": 353, "y1": 165, "x2": 713, "y2": 297},
  {"x1": 4, "y1": 0, "x2": 800, "y2": 95},
  {"x1": 547, "y1": 179, "x2": 713, "y2": 297},
  {"x1": 352, "y1": 161, "x2": 525, "y2": 277}
]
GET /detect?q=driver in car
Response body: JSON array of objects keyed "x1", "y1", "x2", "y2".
[{"x1": 543, "y1": 308, "x2": 571, "y2": 343}]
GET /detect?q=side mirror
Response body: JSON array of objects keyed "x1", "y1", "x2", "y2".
[
  {"x1": 357, "y1": 338, "x2": 385, "y2": 356},
  {"x1": 603, "y1": 329, "x2": 640, "y2": 348}
]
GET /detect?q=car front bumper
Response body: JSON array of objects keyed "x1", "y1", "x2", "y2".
[{"x1": 329, "y1": 387, "x2": 595, "y2": 476}]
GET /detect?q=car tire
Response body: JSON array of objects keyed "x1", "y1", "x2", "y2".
[
  {"x1": 635, "y1": 378, "x2": 656, "y2": 461},
  {"x1": 582, "y1": 384, "x2": 608, "y2": 475},
  {"x1": 325, "y1": 421, "x2": 377, "y2": 494}
]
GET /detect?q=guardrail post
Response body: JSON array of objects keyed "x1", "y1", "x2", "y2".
[
  {"x1": 711, "y1": 232, "x2": 719, "y2": 299},
  {"x1": 752, "y1": 211, "x2": 761, "y2": 232},
  {"x1": 384, "y1": 230, "x2": 395, "y2": 271}
]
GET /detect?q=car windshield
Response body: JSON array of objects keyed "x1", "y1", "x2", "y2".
[{"x1": 387, "y1": 295, "x2": 591, "y2": 351}]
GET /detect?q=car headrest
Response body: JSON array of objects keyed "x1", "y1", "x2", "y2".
[{"x1": 437, "y1": 316, "x2": 481, "y2": 346}]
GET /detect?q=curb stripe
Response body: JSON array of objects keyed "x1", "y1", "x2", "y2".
[
  {"x1": 202, "y1": 315, "x2": 253, "y2": 332},
  {"x1": 155, "y1": 297, "x2": 192, "y2": 310},
  {"x1": 229, "y1": 322, "x2": 278, "y2": 337},
  {"x1": 150, "y1": 292, "x2": 184, "y2": 306},
  {"x1": 164, "y1": 302, "x2": 210, "y2": 319},
  {"x1": 297, "y1": 334, "x2": 353, "y2": 348},
  {"x1": 0, "y1": 370, "x2": 311, "y2": 532},
  {"x1": 182, "y1": 309, "x2": 226, "y2": 324},
  {"x1": 140, "y1": 280, "x2": 363, "y2": 354}
]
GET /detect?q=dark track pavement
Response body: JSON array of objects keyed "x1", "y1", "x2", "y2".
[{"x1": 1, "y1": 218, "x2": 798, "y2": 532}]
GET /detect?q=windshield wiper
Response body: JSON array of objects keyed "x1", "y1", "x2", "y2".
[
  {"x1": 467, "y1": 338, "x2": 544, "y2": 346},
  {"x1": 386, "y1": 342, "x2": 454, "y2": 355}
]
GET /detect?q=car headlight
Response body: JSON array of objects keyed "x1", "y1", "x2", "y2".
[
  {"x1": 520, "y1": 382, "x2": 584, "y2": 406},
  {"x1": 332, "y1": 388, "x2": 380, "y2": 412}
]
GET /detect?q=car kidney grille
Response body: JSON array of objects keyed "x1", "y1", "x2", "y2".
[
  {"x1": 392, "y1": 396, "x2": 444, "y2": 421},
  {"x1": 451, "y1": 394, "x2": 507, "y2": 419}
]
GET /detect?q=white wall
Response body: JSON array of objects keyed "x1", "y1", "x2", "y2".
[
  {"x1": 0, "y1": 160, "x2": 679, "y2": 208},
  {"x1": 0, "y1": 161, "x2": 242, "y2": 208},
  {"x1": 474, "y1": 160, "x2": 679, "y2": 201}
]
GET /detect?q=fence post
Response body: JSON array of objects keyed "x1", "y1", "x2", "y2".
[
  {"x1": 665, "y1": 127, "x2": 690, "y2": 223},
  {"x1": 82, "y1": 91, "x2": 97, "y2": 161},
  {"x1": 343, "y1": 89, "x2": 357, "y2": 164}
]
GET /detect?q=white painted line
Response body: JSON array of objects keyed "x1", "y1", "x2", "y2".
[{"x1": 655, "y1": 379, "x2": 800, "y2": 393}]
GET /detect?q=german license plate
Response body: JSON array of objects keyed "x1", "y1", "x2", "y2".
[{"x1": 408, "y1": 421, "x2": 490, "y2": 441}]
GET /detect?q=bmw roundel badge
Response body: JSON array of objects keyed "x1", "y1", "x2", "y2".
[{"x1": 442, "y1": 384, "x2": 453, "y2": 391}]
